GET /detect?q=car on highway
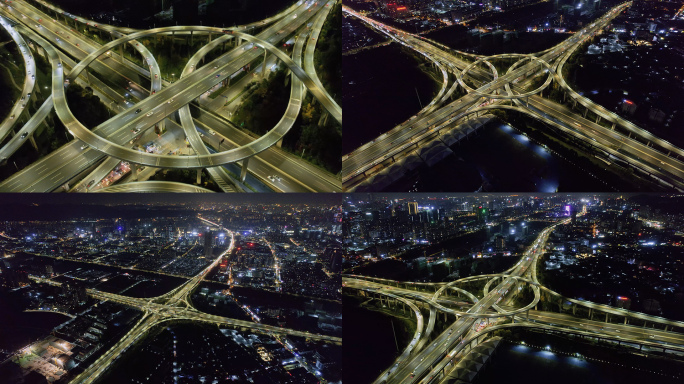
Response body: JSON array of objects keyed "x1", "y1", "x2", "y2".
[
  {"x1": 80, "y1": 144, "x2": 88, "y2": 150},
  {"x1": 21, "y1": 132, "x2": 28, "y2": 139},
  {"x1": 135, "y1": 108, "x2": 142, "y2": 114},
  {"x1": 146, "y1": 112, "x2": 153, "y2": 117},
  {"x1": 208, "y1": 130, "x2": 216, "y2": 135},
  {"x1": 10, "y1": 114, "x2": 15, "y2": 119}
]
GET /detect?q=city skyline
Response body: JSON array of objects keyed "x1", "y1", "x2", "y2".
[
  {"x1": 344, "y1": 192, "x2": 684, "y2": 383},
  {"x1": 0, "y1": 195, "x2": 343, "y2": 383},
  {"x1": 343, "y1": 0, "x2": 684, "y2": 192}
]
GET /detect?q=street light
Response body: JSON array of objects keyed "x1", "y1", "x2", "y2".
[{"x1": 171, "y1": 73, "x2": 175, "y2": 82}]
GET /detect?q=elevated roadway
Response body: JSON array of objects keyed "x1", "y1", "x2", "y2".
[
  {"x1": 29, "y1": 229, "x2": 339, "y2": 384},
  {"x1": 342, "y1": 2, "x2": 684, "y2": 191},
  {"x1": 0, "y1": 0, "x2": 342, "y2": 192},
  {"x1": 345, "y1": 208, "x2": 684, "y2": 383},
  {"x1": 0, "y1": 14, "x2": 36, "y2": 153}
]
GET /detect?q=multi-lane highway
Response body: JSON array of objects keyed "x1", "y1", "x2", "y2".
[
  {"x1": 344, "y1": 207, "x2": 684, "y2": 383},
  {"x1": 371, "y1": 218, "x2": 569, "y2": 384},
  {"x1": 29, "y1": 227, "x2": 340, "y2": 384},
  {"x1": 0, "y1": 15, "x2": 37, "y2": 156},
  {"x1": 342, "y1": 2, "x2": 684, "y2": 191},
  {"x1": 0, "y1": 0, "x2": 341, "y2": 192}
]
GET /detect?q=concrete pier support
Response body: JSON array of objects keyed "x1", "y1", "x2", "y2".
[
  {"x1": 240, "y1": 158, "x2": 250, "y2": 182},
  {"x1": 318, "y1": 109, "x2": 329, "y2": 127},
  {"x1": 28, "y1": 134, "x2": 38, "y2": 151},
  {"x1": 262, "y1": 51, "x2": 268, "y2": 79},
  {"x1": 196, "y1": 169, "x2": 202, "y2": 184}
]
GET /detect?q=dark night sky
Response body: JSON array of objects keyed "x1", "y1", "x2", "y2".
[
  {"x1": 0, "y1": 193, "x2": 342, "y2": 221},
  {"x1": 0, "y1": 193, "x2": 341, "y2": 205}
]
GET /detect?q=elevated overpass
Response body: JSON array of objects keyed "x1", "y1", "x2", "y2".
[
  {"x1": 0, "y1": 0, "x2": 342, "y2": 192},
  {"x1": 342, "y1": 2, "x2": 684, "y2": 191}
]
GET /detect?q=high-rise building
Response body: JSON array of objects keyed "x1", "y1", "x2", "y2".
[
  {"x1": 61, "y1": 279, "x2": 87, "y2": 307},
  {"x1": 495, "y1": 235, "x2": 506, "y2": 253},
  {"x1": 408, "y1": 202, "x2": 419, "y2": 215},
  {"x1": 476, "y1": 206, "x2": 488, "y2": 223},
  {"x1": 204, "y1": 231, "x2": 213, "y2": 257},
  {"x1": 115, "y1": 219, "x2": 127, "y2": 237},
  {"x1": 323, "y1": 247, "x2": 343, "y2": 273}
]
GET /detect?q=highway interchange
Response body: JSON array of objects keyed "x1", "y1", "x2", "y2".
[
  {"x1": 27, "y1": 219, "x2": 341, "y2": 384},
  {"x1": 344, "y1": 208, "x2": 684, "y2": 383},
  {"x1": 342, "y1": 2, "x2": 684, "y2": 192},
  {"x1": 0, "y1": 0, "x2": 341, "y2": 192}
]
